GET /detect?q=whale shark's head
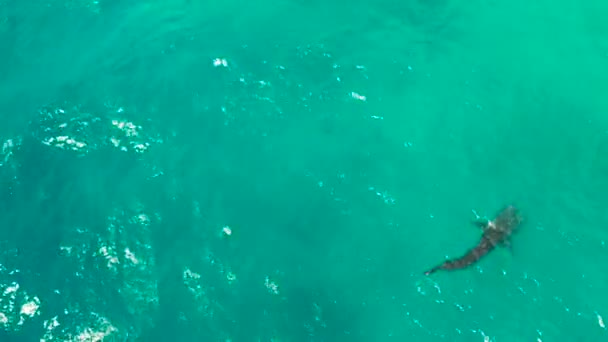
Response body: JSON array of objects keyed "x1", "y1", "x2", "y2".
[{"x1": 493, "y1": 205, "x2": 523, "y2": 234}]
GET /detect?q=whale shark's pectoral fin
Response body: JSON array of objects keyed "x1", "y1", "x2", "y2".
[
  {"x1": 471, "y1": 218, "x2": 489, "y2": 230},
  {"x1": 500, "y1": 239, "x2": 513, "y2": 253},
  {"x1": 470, "y1": 210, "x2": 489, "y2": 230}
]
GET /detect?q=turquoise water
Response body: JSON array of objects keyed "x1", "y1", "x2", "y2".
[{"x1": 1, "y1": 0, "x2": 608, "y2": 341}]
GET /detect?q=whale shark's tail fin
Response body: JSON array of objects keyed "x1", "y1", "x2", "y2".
[{"x1": 424, "y1": 264, "x2": 443, "y2": 275}]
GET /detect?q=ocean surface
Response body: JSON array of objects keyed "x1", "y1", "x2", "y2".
[{"x1": 1, "y1": 0, "x2": 608, "y2": 341}]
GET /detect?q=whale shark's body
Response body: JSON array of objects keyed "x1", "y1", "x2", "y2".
[{"x1": 424, "y1": 205, "x2": 523, "y2": 275}]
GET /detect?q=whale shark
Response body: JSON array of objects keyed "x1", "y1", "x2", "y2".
[{"x1": 424, "y1": 205, "x2": 523, "y2": 275}]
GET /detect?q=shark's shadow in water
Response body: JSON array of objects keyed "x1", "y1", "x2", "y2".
[{"x1": 424, "y1": 205, "x2": 523, "y2": 275}]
